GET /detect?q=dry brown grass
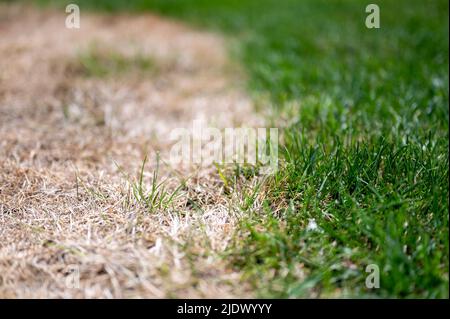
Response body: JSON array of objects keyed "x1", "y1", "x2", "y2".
[{"x1": 0, "y1": 3, "x2": 264, "y2": 298}]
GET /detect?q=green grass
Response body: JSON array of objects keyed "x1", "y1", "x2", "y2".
[
  {"x1": 34, "y1": 0, "x2": 449, "y2": 297},
  {"x1": 77, "y1": 44, "x2": 155, "y2": 78}
]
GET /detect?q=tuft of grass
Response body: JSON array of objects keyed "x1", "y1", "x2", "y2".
[{"x1": 118, "y1": 154, "x2": 184, "y2": 213}]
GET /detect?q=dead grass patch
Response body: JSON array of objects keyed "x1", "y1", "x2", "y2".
[{"x1": 0, "y1": 3, "x2": 264, "y2": 298}]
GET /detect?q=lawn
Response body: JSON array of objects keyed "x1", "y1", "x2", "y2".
[{"x1": 35, "y1": 0, "x2": 449, "y2": 298}]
